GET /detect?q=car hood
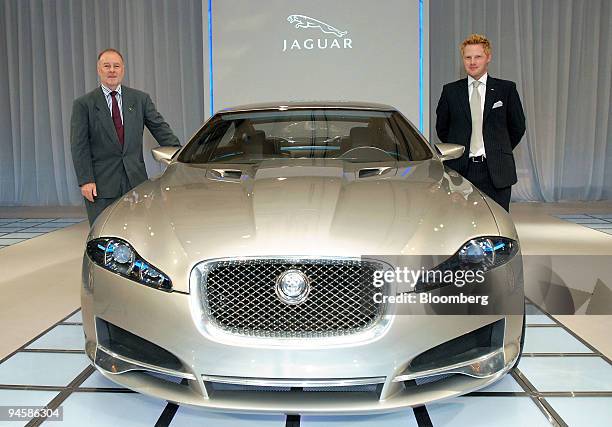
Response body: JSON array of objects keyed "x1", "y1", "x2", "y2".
[{"x1": 97, "y1": 159, "x2": 502, "y2": 292}]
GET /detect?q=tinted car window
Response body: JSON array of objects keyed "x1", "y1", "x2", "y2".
[{"x1": 178, "y1": 109, "x2": 433, "y2": 164}]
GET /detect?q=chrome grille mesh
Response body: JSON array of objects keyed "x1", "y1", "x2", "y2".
[
  {"x1": 198, "y1": 258, "x2": 385, "y2": 338},
  {"x1": 208, "y1": 382, "x2": 381, "y2": 393}
]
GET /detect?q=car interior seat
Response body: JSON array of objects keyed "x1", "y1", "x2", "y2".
[{"x1": 241, "y1": 130, "x2": 274, "y2": 157}]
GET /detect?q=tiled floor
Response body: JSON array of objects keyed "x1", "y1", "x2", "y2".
[
  {"x1": 1, "y1": 303, "x2": 610, "y2": 426},
  {"x1": 554, "y1": 214, "x2": 612, "y2": 235},
  {"x1": 1, "y1": 204, "x2": 611, "y2": 426},
  {"x1": 0, "y1": 218, "x2": 86, "y2": 249}
]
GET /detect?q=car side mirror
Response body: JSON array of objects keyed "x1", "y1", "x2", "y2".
[
  {"x1": 152, "y1": 146, "x2": 181, "y2": 165},
  {"x1": 435, "y1": 143, "x2": 465, "y2": 162}
]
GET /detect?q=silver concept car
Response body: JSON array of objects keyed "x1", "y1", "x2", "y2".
[{"x1": 82, "y1": 102, "x2": 524, "y2": 414}]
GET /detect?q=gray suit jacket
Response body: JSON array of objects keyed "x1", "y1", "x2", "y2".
[{"x1": 70, "y1": 86, "x2": 179, "y2": 198}]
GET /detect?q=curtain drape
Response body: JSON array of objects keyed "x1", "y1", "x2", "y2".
[
  {"x1": 0, "y1": 0, "x2": 204, "y2": 205},
  {"x1": 430, "y1": 0, "x2": 612, "y2": 201},
  {"x1": 1, "y1": 1, "x2": 610, "y2": 204}
]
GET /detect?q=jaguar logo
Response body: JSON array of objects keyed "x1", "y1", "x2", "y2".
[
  {"x1": 287, "y1": 15, "x2": 347, "y2": 37},
  {"x1": 275, "y1": 270, "x2": 311, "y2": 305},
  {"x1": 283, "y1": 14, "x2": 353, "y2": 52}
]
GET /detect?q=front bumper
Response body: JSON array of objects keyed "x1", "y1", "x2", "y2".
[
  {"x1": 92, "y1": 362, "x2": 513, "y2": 414},
  {"x1": 81, "y1": 255, "x2": 524, "y2": 414}
]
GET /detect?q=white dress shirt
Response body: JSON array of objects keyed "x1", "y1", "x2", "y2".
[
  {"x1": 101, "y1": 84, "x2": 124, "y2": 124},
  {"x1": 467, "y1": 73, "x2": 487, "y2": 157}
]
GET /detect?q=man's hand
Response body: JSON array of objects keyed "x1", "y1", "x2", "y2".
[{"x1": 81, "y1": 182, "x2": 97, "y2": 202}]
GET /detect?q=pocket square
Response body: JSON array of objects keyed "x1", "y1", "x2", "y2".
[{"x1": 492, "y1": 101, "x2": 503, "y2": 109}]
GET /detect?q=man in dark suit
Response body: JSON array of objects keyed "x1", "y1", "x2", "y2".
[
  {"x1": 71, "y1": 48, "x2": 180, "y2": 224},
  {"x1": 436, "y1": 34, "x2": 525, "y2": 211}
]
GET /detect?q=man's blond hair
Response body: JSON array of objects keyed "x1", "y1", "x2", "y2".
[{"x1": 460, "y1": 34, "x2": 492, "y2": 56}]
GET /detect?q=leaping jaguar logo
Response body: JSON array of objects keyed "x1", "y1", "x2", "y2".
[{"x1": 287, "y1": 15, "x2": 348, "y2": 38}]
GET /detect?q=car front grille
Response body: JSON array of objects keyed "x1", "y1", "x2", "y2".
[{"x1": 197, "y1": 258, "x2": 387, "y2": 338}]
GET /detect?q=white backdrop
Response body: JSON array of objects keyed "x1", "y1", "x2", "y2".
[{"x1": 204, "y1": 0, "x2": 429, "y2": 136}]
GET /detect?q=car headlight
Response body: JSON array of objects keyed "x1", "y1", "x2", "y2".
[
  {"x1": 86, "y1": 238, "x2": 172, "y2": 291},
  {"x1": 414, "y1": 237, "x2": 518, "y2": 293}
]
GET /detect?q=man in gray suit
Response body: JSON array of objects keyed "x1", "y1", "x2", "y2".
[{"x1": 71, "y1": 48, "x2": 180, "y2": 225}]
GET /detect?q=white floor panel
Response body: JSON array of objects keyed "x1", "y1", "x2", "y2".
[
  {"x1": 518, "y1": 357, "x2": 612, "y2": 392},
  {"x1": 523, "y1": 327, "x2": 593, "y2": 353},
  {"x1": 0, "y1": 353, "x2": 90, "y2": 387},
  {"x1": 0, "y1": 227, "x2": 28, "y2": 232},
  {"x1": 29, "y1": 223, "x2": 69, "y2": 229},
  {"x1": 526, "y1": 314, "x2": 556, "y2": 325},
  {"x1": 23, "y1": 227, "x2": 63, "y2": 233},
  {"x1": 2, "y1": 232, "x2": 46, "y2": 238},
  {"x1": 26, "y1": 325, "x2": 85, "y2": 350},
  {"x1": 301, "y1": 410, "x2": 418, "y2": 427},
  {"x1": 426, "y1": 397, "x2": 550, "y2": 427},
  {"x1": 57, "y1": 392, "x2": 165, "y2": 427},
  {"x1": 170, "y1": 407, "x2": 286, "y2": 427},
  {"x1": 0, "y1": 238, "x2": 27, "y2": 245},
  {"x1": 546, "y1": 397, "x2": 612, "y2": 427}
]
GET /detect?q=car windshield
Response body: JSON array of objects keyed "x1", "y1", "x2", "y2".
[{"x1": 178, "y1": 109, "x2": 433, "y2": 164}]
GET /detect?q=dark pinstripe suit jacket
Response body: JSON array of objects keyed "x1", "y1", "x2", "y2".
[{"x1": 435, "y1": 76, "x2": 526, "y2": 188}]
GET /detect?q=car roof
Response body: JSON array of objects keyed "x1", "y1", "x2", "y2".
[{"x1": 218, "y1": 101, "x2": 398, "y2": 114}]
